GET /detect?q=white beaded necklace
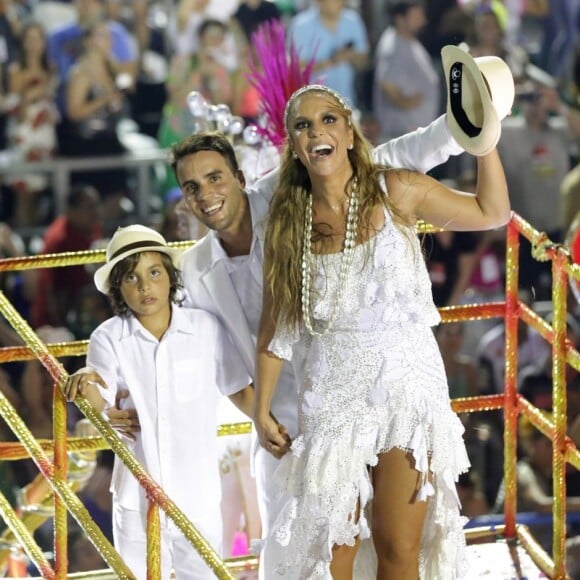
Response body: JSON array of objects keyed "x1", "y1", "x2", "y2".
[{"x1": 301, "y1": 179, "x2": 360, "y2": 336}]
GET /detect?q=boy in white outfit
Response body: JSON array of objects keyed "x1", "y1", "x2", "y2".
[{"x1": 65, "y1": 224, "x2": 253, "y2": 579}]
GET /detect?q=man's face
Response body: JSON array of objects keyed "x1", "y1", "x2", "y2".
[{"x1": 176, "y1": 150, "x2": 247, "y2": 235}]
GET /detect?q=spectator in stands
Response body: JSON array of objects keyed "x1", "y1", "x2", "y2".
[
  {"x1": 5, "y1": 22, "x2": 58, "y2": 227},
  {"x1": 157, "y1": 187, "x2": 192, "y2": 243},
  {"x1": 373, "y1": 1, "x2": 440, "y2": 140},
  {"x1": 459, "y1": 227, "x2": 507, "y2": 357},
  {"x1": 287, "y1": 0, "x2": 369, "y2": 109},
  {"x1": 498, "y1": 81, "x2": 575, "y2": 298},
  {"x1": 63, "y1": 21, "x2": 130, "y2": 218},
  {"x1": 67, "y1": 284, "x2": 112, "y2": 340},
  {"x1": 561, "y1": 164, "x2": 580, "y2": 236},
  {"x1": 158, "y1": 17, "x2": 237, "y2": 196},
  {"x1": 0, "y1": 222, "x2": 37, "y2": 325},
  {"x1": 158, "y1": 18, "x2": 234, "y2": 150},
  {"x1": 48, "y1": 0, "x2": 136, "y2": 114},
  {"x1": 519, "y1": 313, "x2": 580, "y2": 412},
  {"x1": 536, "y1": 0, "x2": 578, "y2": 84},
  {"x1": 31, "y1": 184, "x2": 102, "y2": 329},
  {"x1": 19, "y1": 325, "x2": 76, "y2": 439},
  {"x1": 457, "y1": 471, "x2": 490, "y2": 518},
  {"x1": 476, "y1": 292, "x2": 551, "y2": 396},
  {"x1": 435, "y1": 322, "x2": 479, "y2": 400},
  {"x1": 421, "y1": 222, "x2": 480, "y2": 308},
  {"x1": 0, "y1": 0, "x2": 24, "y2": 150},
  {"x1": 420, "y1": 0, "x2": 469, "y2": 59},
  {"x1": 494, "y1": 419, "x2": 580, "y2": 552},
  {"x1": 436, "y1": 319, "x2": 502, "y2": 509},
  {"x1": 169, "y1": 0, "x2": 240, "y2": 71},
  {"x1": 466, "y1": 4, "x2": 529, "y2": 84},
  {"x1": 232, "y1": 0, "x2": 281, "y2": 44}
]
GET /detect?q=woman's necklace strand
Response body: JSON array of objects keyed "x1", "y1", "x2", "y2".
[{"x1": 301, "y1": 179, "x2": 360, "y2": 336}]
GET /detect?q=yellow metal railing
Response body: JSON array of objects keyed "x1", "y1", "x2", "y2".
[{"x1": 0, "y1": 214, "x2": 578, "y2": 577}]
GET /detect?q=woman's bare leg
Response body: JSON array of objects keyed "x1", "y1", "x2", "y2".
[
  {"x1": 372, "y1": 448, "x2": 429, "y2": 580},
  {"x1": 329, "y1": 500, "x2": 361, "y2": 579},
  {"x1": 330, "y1": 537, "x2": 360, "y2": 580}
]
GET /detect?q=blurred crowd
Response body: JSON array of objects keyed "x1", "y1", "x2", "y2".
[{"x1": 0, "y1": 0, "x2": 580, "y2": 573}]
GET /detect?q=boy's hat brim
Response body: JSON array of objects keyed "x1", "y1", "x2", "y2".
[
  {"x1": 94, "y1": 225, "x2": 183, "y2": 294},
  {"x1": 442, "y1": 44, "x2": 515, "y2": 156}
]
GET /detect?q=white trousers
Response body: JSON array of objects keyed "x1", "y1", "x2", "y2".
[
  {"x1": 254, "y1": 445, "x2": 301, "y2": 580},
  {"x1": 113, "y1": 502, "x2": 222, "y2": 580}
]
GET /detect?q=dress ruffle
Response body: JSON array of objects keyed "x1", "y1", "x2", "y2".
[{"x1": 271, "y1": 400, "x2": 470, "y2": 579}]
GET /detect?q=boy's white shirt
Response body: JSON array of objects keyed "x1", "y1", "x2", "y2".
[
  {"x1": 87, "y1": 305, "x2": 251, "y2": 514},
  {"x1": 181, "y1": 114, "x2": 463, "y2": 436}
]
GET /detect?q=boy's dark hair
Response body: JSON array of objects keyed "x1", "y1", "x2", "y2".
[
  {"x1": 170, "y1": 132, "x2": 240, "y2": 181},
  {"x1": 389, "y1": 1, "x2": 423, "y2": 19},
  {"x1": 107, "y1": 252, "x2": 183, "y2": 316}
]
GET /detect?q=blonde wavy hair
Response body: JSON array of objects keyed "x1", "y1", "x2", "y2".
[{"x1": 264, "y1": 85, "x2": 407, "y2": 330}]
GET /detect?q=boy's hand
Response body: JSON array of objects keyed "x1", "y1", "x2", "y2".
[
  {"x1": 106, "y1": 390, "x2": 141, "y2": 441},
  {"x1": 64, "y1": 367, "x2": 107, "y2": 402}
]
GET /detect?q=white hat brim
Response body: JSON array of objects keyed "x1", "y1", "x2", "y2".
[
  {"x1": 94, "y1": 246, "x2": 183, "y2": 294},
  {"x1": 442, "y1": 45, "x2": 514, "y2": 156}
]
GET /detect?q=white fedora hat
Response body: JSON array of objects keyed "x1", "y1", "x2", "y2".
[
  {"x1": 94, "y1": 225, "x2": 183, "y2": 294},
  {"x1": 441, "y1": 44, "x2": 515, "y2": 156}
]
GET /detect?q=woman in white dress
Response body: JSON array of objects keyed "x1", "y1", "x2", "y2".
[{"x1": 254, "y1": 84, "x2": 510, "y2": 579}]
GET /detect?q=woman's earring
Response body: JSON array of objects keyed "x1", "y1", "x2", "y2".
[
  {"x1": 348, "y1": 144, "x2": 353, "y2": 150},
  {"x1": 292, "y1": 152, "x2": 298, "y2": 159}
]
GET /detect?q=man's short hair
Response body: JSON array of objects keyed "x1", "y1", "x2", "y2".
[{"x1": 170, "y1": 132, "x2": 240, "y2": 180}]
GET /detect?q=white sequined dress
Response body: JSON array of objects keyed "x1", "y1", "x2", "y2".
[{"x1": 269, "y1": 206, "x2": 471, "y2": 579}]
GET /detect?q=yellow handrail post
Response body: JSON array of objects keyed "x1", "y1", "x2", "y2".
[
  {"x1": 504, "y1": 217, "x2": 520, "y2": 538},
  {"x1": 551, "y1": 250, "x2": 569, "y2": 579},
  {"x1": 146, "y1": 500, "x2": 161, "y2": 579},
  {"x1": 52, "y1": 383, "x2": 68, "y2": 578}
]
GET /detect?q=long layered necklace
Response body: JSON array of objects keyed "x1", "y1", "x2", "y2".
[{"x1": 301, "y1": 178, "x2": 360, "y2": 336}]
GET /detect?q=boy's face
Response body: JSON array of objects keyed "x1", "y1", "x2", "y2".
[
  {"x1": 176, "y1": 150, "x2": 246, "y2": 234},
  {"x1": 119, "y1": 252, "x2": 171, "y2": 322}
]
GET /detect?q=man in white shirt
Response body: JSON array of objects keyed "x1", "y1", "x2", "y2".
[{"x1": 373, "y1": 1, "x2": 440, "y2": 140}]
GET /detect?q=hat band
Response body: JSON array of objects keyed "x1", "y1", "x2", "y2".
[
  {"x1": 110, "y1": 240, "x2": 165, "y2": 260},
  {"x1": 449, "y1": 62, "x2": 482, "y2": 139}
]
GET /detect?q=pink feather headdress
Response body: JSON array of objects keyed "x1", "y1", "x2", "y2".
[{"x1": 246, "y1": 19, "x2": 315, "y2": 148}]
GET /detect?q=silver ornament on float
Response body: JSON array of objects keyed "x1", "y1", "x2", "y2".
[
  {"x1": 243, "y1": 125, "x2": 261, "y2": 146},
  {"x1": 228, "y1": 116, "x2": 245, "y2": 135},
  {"x1": 206, "y1": 104, "x2": 220, "y2": 121},
  {"x1": 187, "y1": 91, "x2": 208, "y2": 117},
  {"x1": 214, "y1": 104, "x2": 231, "y2": 124}
]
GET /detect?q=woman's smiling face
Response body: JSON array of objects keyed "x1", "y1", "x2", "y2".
[{"x1": 287, "y1": 91, "x2": 354, "y2": 177}]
